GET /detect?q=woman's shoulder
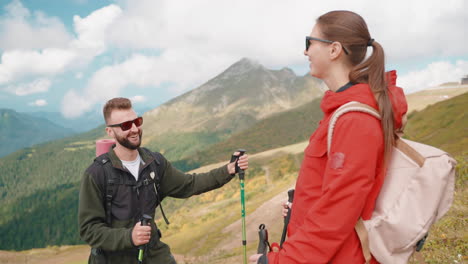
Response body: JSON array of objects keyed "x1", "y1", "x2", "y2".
[{"x1": 334, "y1": 110, "x2": 382, "y2": 138}]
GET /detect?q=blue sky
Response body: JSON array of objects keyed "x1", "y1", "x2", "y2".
[{"x1": 0, "y1": 0, "x2": 467, "y2": 118}]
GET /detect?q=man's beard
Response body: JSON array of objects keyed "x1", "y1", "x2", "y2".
[{"x1": 115, "y1": 129, "x2": 143, "y2": 150}]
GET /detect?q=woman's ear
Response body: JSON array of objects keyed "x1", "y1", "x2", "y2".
[{"x1": 329, "y1": 42, "x2": 344, "y2": 60}]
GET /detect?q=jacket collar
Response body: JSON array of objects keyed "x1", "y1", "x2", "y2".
[
  {"x1": 107, "y1": 145, "x2": 155, "y2": 170},
  {"x1": 320, "y1": 80, "x2": 408, "y2": 130},
  {"x1": 320, "y1": 83, "x2": 379, "y2": 118}
]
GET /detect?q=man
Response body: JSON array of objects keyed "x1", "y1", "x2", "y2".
[{"x1": 79, "y1": 97, "x2": 248, "y2": 263}]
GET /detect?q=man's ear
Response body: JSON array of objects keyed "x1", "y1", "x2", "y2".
[
  {"x1": 329, "y1": 42, "x2": 344, "y2": 60},
  {"x1": 106, "y1": 127, "x2": 113, "y2": 138}
]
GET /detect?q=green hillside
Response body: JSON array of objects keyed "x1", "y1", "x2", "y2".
[
  {"x1": 175, "y1": 98, "x2": 323, "y2": 170},
  {"x1": 0, "y1": 109, "x2": 74, "y2": 157},
  {"x1": 0, "y1": 126, "x2": 105, "y2": 250},
  {"x1": 145, "y1": 130, "x2": 230, "y2": 162},
  {"x1": 404, "y1": 91, "x2": 468, "y2": 156}
]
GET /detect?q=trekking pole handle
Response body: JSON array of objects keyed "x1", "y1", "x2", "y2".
[
  {"x1": 287, "y1": 189, "x2": 294, "y2": 204},
  {"x1": 140, "y1": 214, "x2": 151, "y2": 226},
  {"x1": 286, "y1": 189, "x2": 294, "y2": 220},
  {"x1": 257, "y1": 224, "x2": 269, "y2": 254},
  {"x1": 280, "y1": 189, "x2": 295, "y2": 247},
  {"x1": 232, "y1": 149, "x2": 246, "y2": 180},
  {"x1": 138, "y1": 214, "x2": 152, "y2": 262}
]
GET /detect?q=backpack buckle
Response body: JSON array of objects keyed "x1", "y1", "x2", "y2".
[
  {"x1": 416, "y1": 233, "x2": 428, "y2": 252},
  {"x1": 91, "y1": 247, "x2": 104, "y2": 256},
  {"x1": 143, "y1": 178, "x2": 150, "y2": 186}
]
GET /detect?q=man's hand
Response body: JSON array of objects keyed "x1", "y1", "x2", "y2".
[
  {"x1": 227, "y1": 151, "x2": 249, "y2": 174},
  {"x1": 132, "y1": 221, "x2": 151, "y2": 246}
]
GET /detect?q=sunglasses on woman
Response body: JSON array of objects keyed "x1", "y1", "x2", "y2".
[
  {"x1": 305, "y1": 36, "x2": 349, "y2": 55},
  {"x1": 107, "y1": 117, "x2": 143, "y2": 131}
]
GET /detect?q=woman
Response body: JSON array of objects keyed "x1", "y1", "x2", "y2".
[{"x1": 250, "y1": 10, "x2": 407, "y2": 264}]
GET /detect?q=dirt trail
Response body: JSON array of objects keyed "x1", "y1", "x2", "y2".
[
  {"x1": 220, "y1": 183, "x2": 294, "y2": 252},
  {"x1": 0, "y1": 245, "x2": 89, "y2": 264}
]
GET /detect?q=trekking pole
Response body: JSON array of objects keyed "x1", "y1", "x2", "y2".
[
  {"x1": 280, "y1": 189, "x2": 294, "y2": 247},
  {"x1": 138, "y1": 214, "x2": 152, "y2": 264},
  {"x1": 233, "y1": 149, "x2": 247, "y2": 264}
]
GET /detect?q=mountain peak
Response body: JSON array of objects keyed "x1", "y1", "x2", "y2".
[
  {"x1": 220, "y1": 57, "x2": 263, "y2": 78},
  {"x1": 237, "y1": 57, "x2": 260, "y2": 66}
]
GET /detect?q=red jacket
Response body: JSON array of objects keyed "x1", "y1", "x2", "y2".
[{"x1": 267, "y1": 74, "x2": 407, "y2": 264}]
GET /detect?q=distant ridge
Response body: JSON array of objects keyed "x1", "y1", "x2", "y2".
[
  {"x1": 406, "y1": 84, "x2": 468, "y2": 112},
  {"x1": 0, "y1": 109, "x2": 74, "y2": 157}
]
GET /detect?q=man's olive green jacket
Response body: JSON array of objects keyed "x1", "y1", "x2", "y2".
[{"x1": 78, "y1": 146, "x2": 234, "y2": 263}]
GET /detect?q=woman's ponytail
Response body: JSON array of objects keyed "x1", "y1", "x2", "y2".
[{"x1": 350, "y1": 41, "x2": 395, "y2": 160}]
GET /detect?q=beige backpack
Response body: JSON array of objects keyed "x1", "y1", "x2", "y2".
[{"x1": 328, "y1": 102, "x2": 457, "y2": 264}]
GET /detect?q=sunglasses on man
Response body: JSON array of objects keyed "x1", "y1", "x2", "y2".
[
  {"x1": 107, "y1": 117, "x2": 143, "y2": 131},
  {"x1": 305, "y1": 36, "x2": 349, "y2": 55}
]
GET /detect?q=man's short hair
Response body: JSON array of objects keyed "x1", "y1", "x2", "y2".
[{"x1": 103, "y1": 97, "x2": 132, "y2": 124}]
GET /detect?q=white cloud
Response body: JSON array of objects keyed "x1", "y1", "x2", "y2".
[
  {"x1": 29, "y1": 99, "x2": 47, "y2": 106},
  {"x1": 8, "y1": 78, "x2": 51, "y2": 96},
  {"x1": 61, "y1": 89, "x2": 95, "y2": 118},
  {"x1": 0, "y1": 49, "x2": 76, "y2": 84},
  {"x1": 130, "y1": 95, "x2": 147, "y2": 103},
  {"x1": 70, "y1": 4, "x2": 122, "y2": 60},
  {"x1": 61, "y1": 53, "x2": 231, "y2": 117},
  {"x1": 0, "y1": 0, "x2": 71, "y2": 50},
  {"x1": 363, "y1": 0, "x2": 468, "y2": 63},
  {"x1": 59, "y1": 0, "x2": 468, "y2": 117},
  {"x1": 105, "y1": 0, "x2": 468, "y2": 66},
  {"x1": 398, "y1": 60, "x2": 468, "y2": 93},
  {"x1": 0, "y1": 2, "x2": 122, "y2": 85},
  {"x1": 1, "y1": 0, "x2": 466, "y2": 117}
]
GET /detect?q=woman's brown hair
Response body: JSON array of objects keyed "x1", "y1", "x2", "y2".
[{"x1": 317, "y1": 10, "x2": 395, "y2": 159}]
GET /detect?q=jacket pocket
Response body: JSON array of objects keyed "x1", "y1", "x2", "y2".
[{"x1": 304, "y1": 137, "x2": 327, "y2": 158}]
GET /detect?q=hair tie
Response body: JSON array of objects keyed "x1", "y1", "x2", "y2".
[{"x1": 367, "y1": 38, "x2": 375, "y2": 47}]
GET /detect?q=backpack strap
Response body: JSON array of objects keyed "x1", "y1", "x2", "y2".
[
  {"x1": 94, "y1": 154, "x2": 118, "y2": 226},
  {"x1": 328, "y1": 101, "x2": 426, "y2": 166},
  {"x1": 142, "y1": 148, "x2": 170, "y2": 225},
  {"x1": 327, "y1": 102, "x2": 379, "y2": 263},
  {"x1": 327, "y1": 102, "x2": 380, "y2": 154},
  {"x1": 355, "y1": 218, "x2": 372, "y2": 264},
  {"x1": 395, "y1": 139, "x2": 426, "y2": 167}
]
